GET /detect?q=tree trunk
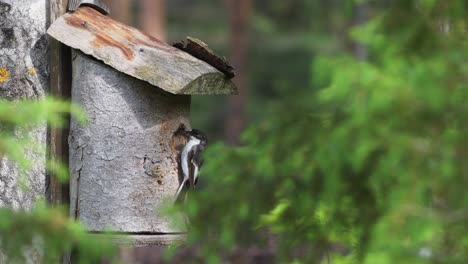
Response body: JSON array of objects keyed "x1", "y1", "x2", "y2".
[
  {"x1": 69, "y1": 52, "x2": 190, "y2": 233},
  {"x1": 0, "y1": 0, "x2": 49, "y2": 262},
  {"x1": 105, "y1": 0, "x2": 133, "y2": 25},
  {"x1": 223, "y1": 0, "x2": 251, "y2": 145},
  {"x1": 140, "y1": 0, "x2": 166, "y2": 41},
  {"x1": 0, "y1": 0, "x2": 48, "y2": 208},
  {"x1": 353, "y1": 2, "x2": 368, "y2": 60}
]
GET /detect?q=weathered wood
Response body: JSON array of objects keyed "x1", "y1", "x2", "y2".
[
  {"x1": 173, "y1": 37, "x2": 235, "y2": 79},
  {"x1": 91, "y1": 234, "x2": 186, "y2": 246},
  {"x1": 47, "y1": 0, "x2": 72, "y2": 208},
  {"x1": 96, "y1": 234, "x2": 186, "y2": 264},
  {"x1": 48, "y1": 2, "x2": 73, "y2": 263},
  {"x1": 47, "y1": 7, "x2": 237, "y2": 95},
  {"x1": 70, "y1": 52, "x2": 189, "y2": 232}
]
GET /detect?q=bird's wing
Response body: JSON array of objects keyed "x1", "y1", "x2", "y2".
[
  {"x1": 174, "y1": 178, "x2": 190, "y2": 204},
  {"x1": 188, "y1": 150, "x2": 195, "y2": 188},
  {"x1": 174, "y1": 178, "x2": 186, "y2": 200},
  {"x1": 192, "y1": 162, "x2": 199, "y2": 186},
  {"x1": 191, "y1": 146, "x2": 203, "y2": 186}
]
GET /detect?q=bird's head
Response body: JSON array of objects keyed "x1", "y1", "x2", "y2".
[{"x1": 186, "y1": 129, "x2": 208, "y2": 145}]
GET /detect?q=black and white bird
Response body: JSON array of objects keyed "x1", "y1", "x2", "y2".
[
  {"x1": 68, "y1": 0, "x2": 110, "y2": 15},
  {"x1": 174, "y1": 129, "x2": 207, "y2": 204}
]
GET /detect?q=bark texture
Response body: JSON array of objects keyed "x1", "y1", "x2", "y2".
[
  {"x1": 69, "y1": 52, "x2": 190, "y2": 232},
  {"x1": 0, "y1": 0, "x2": 48, "y2": 208}
]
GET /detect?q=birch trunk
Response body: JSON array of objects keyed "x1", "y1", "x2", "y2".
[
  {"x1": 0, "y1": 0, "x2": 48, "y2": 263},
  {"x1": 0, "y1": 0, "x2": 48, "y2": 209}
]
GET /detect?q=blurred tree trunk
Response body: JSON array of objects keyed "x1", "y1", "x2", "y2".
[
  {"x1": 353, "y1": 2, "x2": 368, "y2": 60},
  {"x1": 105, "y1": 0, "x2": 132, "y2": 25},
  {"x1": 140, "y1": 0, "x2": 166, "y2": 41},
  {"x1": 223, "y1": 0, "x2": 251, "y2": 145}
]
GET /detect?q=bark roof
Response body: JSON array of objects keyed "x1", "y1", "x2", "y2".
[{"x1": 47, "y1": 7, "x2": 237, "y2": 95}]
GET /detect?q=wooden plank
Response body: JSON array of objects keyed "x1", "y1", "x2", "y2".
[
  {"x1": 47, "y1": 7, "x2": 237, "y2": 95},
  {"x1": 90, "y1": 234, "x2": 186, "y2": 246},
  {"x1": 97, "y1": 234, "x2": 186, "y2": 263},
  {"x1": 47, "y1": 1, "x2": 71, "y2": 207}
]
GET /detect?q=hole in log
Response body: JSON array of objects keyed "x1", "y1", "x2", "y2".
[{"x1": 170, "y1": 124, "x2": 188, "y2": 155}]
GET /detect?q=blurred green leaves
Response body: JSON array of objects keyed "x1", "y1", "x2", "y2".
[
  {"x1": 0, "y1": 201, "x2": 116, "y2": 264},
  {"x1": 0, "y1": 98, "x2": 86, "y2": 171},
  {"x1": 0, "y1": 98, "x2": 86, "y2": 128},
  {"x1": 169, "y1": 0, "x2": 468, "y2": 263},
  {"x1": 0, "y1": 98, "x2": 115, "y2": 263}
]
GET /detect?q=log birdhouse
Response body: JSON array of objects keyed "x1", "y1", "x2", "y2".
[{"x1": 47, "y1": 7, "x2": 236, "y2": 234}]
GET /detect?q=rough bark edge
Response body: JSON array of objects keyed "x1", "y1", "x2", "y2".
[{"x1": 173, "y1": 37, "x2": 235, "y2": 79}]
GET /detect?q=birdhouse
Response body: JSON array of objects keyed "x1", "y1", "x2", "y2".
[{"x1": 47, "y1": 7, "x2": 236, "y2": 235}]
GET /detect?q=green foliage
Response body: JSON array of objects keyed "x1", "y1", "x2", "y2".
[
  {"x1": 0, "y1": 201, "x2": 116, "y2": 264},
  {"x1": 171, "y1": 0, "x2": 468, "y2": 263},
  {"x1": 0, "y1": 98, "x2": 116, "y2": 263},
  {"x1": 0, "y1": 98, "x2": 86, "y2": 171}
]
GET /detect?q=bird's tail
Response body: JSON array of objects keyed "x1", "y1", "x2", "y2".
[{"x1": 173, "y1": 179, "x2": 188, "y2": 204}]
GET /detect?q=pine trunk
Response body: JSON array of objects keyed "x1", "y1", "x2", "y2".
[
  {"x1": 223, "y1": 0, "x2": 251, "y2": 145},
  {"x1": 140, "y1": 0, "x2": 166, "y2": 41},
  {"x1": 107, "y1": 0, "x2": 132, "y2": 25}
]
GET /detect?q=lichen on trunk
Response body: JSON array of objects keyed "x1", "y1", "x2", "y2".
[{"x1": 0, "y1": 0, "x2": 49, "y2": 209}]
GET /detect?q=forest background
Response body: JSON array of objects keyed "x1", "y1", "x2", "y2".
[{"x1": 1, "y1": 0, "x2": 467, "y2": 263}]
